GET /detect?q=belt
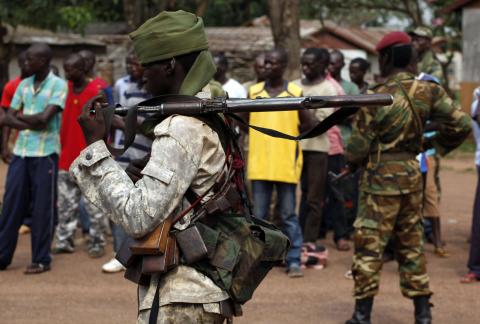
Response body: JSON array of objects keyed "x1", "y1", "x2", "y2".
[{"x1": 369, "y1": 151, "x2": 417, "y2": 162}]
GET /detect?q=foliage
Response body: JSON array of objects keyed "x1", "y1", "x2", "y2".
[
  {"x1": 58, "y1": 6, "x2": 94, "y2": 32},
  {"x1": 0, "y1": 0, "x2": 464, "y2": 31},
  {"x1": 164, "y1": 0, "x2": 267, "y2": 26},
  {"x1": 0, "y1": 0, "x2": 123, "y2": 32}
]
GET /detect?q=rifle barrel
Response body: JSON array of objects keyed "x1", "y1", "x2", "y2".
[{"x1": 112, "y1": 94, "x2": 393, "y2": 115}]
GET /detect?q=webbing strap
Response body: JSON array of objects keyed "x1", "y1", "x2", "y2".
[
  {"x1": 394, "y1": 79, "x2": 424, "y2": 139},
  {"x1": 102, "y1": 104, "x2": 139, "y2": 156},
  {"x1": 104, "y1": 104, "x2": 359, "y2": 156},
  {"x1": 226, "y1": 106, "x2": 359, "y2": 141},
  {"x1": 148, "y1": 280, "x2": 160, "y2": 324}
]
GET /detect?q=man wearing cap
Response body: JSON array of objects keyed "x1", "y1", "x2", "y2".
[
  {"x1": 409, "y1": 26, "x2": 445, "y2": 86},
  {"x1": 70, "y1": 11, "x2": 234, "y2": 323},
  {"x1": 345, "y1": 31, "x2": 471, "y2": 324}
]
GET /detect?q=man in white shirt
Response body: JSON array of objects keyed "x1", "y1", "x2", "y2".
[
  {"x1": 213, "y1": 52, "x2": 247, "y2": 98},
  {"x1": 294, "y1": 48, "x2": 349, "y2": 250}
]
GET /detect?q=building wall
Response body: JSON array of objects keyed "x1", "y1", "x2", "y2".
[
  {"x1": 461, "y1": 8, "x2": 480, "y2": 112},
  {"x1": 462, "y1": 8, "x2": 480, "y2": 82}
]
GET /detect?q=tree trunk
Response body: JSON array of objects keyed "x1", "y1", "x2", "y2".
[
  {"x1": 267, "y1": 0, "x2": 301, "y2": 80},
  {"x1": 123, "y1": 0, "x2": 146, "y2": 32},
  {"x1": 196, "y1": 0, "x2": 209, "y2": 17}
]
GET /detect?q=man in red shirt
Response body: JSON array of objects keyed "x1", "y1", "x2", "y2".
[
  {"x1": 1, "y1": 51, "x2": 32, "y2": 235},
  {"x1": 78, "y1": 50, "x2": 113, "y2": 105},
  {"x1": 1, "y1": 51, "x2": 31, "y2": 163},
  {"x1": 53, "y1": 53, "x2": 107, "y2": 258}
]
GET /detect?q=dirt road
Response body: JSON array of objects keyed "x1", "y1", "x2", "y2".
[{"x1": 0, "y1": 159, "x2": 479, "y2": 324}]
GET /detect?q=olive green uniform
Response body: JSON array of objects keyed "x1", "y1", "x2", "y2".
[
  {"x1": 418, "y1": 50, "x2": 445, "y2": 86},
  {"x1": 346, "y1": 72, "x2": 471, "y2": 299}
]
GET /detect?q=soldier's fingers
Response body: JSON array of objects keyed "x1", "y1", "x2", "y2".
[{"x1": 82, "y1": 95, "x2": 106, "y2": 117}]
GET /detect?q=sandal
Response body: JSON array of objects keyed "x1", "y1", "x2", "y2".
[
  {"x1": 434, "y1": 247, "x2": 449, "y2": 258},
  {"x1": 460, "y1": 273, "x2": 480, "y2": 284},
  {"x1": 24, "y1": 263, "x2": 51, "y2": 275},
  {"x1": 336, "y1": 239, "x2": 350, "y2": 251}
]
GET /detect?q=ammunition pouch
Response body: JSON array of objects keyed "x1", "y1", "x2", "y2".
[
  {"x1": 192, "y1": 215, "x2": 289, "y2": 304},
  {"x1": 117, "y1": 192, "x2": 289, "y2": 305}
]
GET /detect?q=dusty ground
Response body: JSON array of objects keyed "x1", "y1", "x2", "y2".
[{"x1": 0, "y1": 157, "x2": 479, "y2": 324}]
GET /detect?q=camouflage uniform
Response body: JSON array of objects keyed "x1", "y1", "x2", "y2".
[
  {"x1": 346, "y1": 72, "x2": 471, "y2": 299},
  {"x1": 418, "y1": 50, "x2": 445, "y2": 86},
  {"x1": 54, "y1": 170, "x2": 106, "y2": 250},
  {"x1": 137, "y1": 304, "x2": 225, "y2": 324},
  {"x1": 71, "y1": 84, "x2": 231, "y2": 324}
]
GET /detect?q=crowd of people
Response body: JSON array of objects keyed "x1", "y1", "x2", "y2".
[
  {"x1": 0, "y1": 14, "x2": 477, "y2": 317},
  {"x1": 0, "y1": 30, "x2": 371, "y2": 276}
]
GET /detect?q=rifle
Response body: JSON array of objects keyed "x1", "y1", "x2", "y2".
[
  {"x1": 100, "y1": 93, "x2": 393, "y2": 155},
  {"x1": 111, "y1": 93, "x2": 393, "y2": 285},
  {"x1": 109, "y1": 93, "x2": 393, "y2": 116}
]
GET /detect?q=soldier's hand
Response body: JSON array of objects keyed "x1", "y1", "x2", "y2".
[{"x1": 78, "y1": 95, "x2": 109, "y2": 145}]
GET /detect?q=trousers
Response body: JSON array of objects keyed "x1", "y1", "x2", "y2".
[
  {"x1": 0, "y1": 155, "x2": 57, "y2": 266},
  {"x1": 467, "y1": 166, "x2": 480, "y2": 276},
  {"x1": 251, "y1": 180, "x2": 302, "y2": 267},
  {"x1": 321, "y1": 154, "x2": 349, "y2": 241},
  {"x1": 54, "y1": 170, "x2": 106, "y2": 249},
  {"x1": 352, "y1": 191, "x2": 432, "y2": 299},
  {"x1": 299, "y1": 151, "x2": 328, "y2": 242}
]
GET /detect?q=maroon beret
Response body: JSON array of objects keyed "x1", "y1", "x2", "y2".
[{"x1": 376, "y1": 31, "x2": 411, "y2": 52}]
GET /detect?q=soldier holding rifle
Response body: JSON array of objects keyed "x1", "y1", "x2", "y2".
[{"x1": 72, "y1": 10, "x2": 392, "y2": 324}]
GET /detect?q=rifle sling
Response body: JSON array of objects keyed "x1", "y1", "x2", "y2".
[
  {"x1": 103, "y1": 102, "x2": 359, "y2": 156},
  {"x1": 102, "y1": 104, "x2": 139, "y2": 156},
  {"x1": 226, "y1": 107, "x2": 359, "y2": 141}
]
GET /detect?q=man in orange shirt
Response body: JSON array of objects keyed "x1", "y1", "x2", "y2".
[{"x1": 53, "y1": 53, "x2": 107, "y2": 257}]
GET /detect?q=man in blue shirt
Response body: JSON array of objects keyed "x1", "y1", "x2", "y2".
[{"x1": 0, "y1": 43, "x2": 67, "y2": 274}]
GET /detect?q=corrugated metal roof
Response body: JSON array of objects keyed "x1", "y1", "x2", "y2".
[
  {"x1": 206, "y1": 20, "x2": 393, "y2": 54},
  {"x1": 321, "y1": 22, "x2": 393, "y2": 54}
]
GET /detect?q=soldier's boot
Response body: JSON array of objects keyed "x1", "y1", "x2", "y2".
[
  {"x1": 413, "y1": 296, "x2": 432, "y2": 324},
  {"x1": 345, "y1": 297, "x2": 373, "y2": 324}
]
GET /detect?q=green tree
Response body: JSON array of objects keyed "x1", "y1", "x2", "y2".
[{"x1": 0, "y1": 0, "x2": 126, "y2": 90}]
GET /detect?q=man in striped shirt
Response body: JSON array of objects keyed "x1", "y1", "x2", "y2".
[{"x1": 0, "y1": 43, "x2": 67, "y2": 274}]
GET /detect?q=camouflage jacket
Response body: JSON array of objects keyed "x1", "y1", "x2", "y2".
[
  {"x1": 70, "y1": 85, "x2": 230, "y2": 319},
  {"x1": 418, "y1": 50, "x2": 445, "y2": 86},
  {"x1": 346, "y1": 72, "x2": 471, "y2": 195}
]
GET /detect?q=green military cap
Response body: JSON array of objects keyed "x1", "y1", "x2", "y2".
[
  {"x1": 130, "y1": 10, "x2": 209, "y2": 65},
  {"x1": 129, "y1": 10, "x2": 217, "y2": 96},
  {"x1": 408, "y1": 26, "x2": 433, "y2": 39}
]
